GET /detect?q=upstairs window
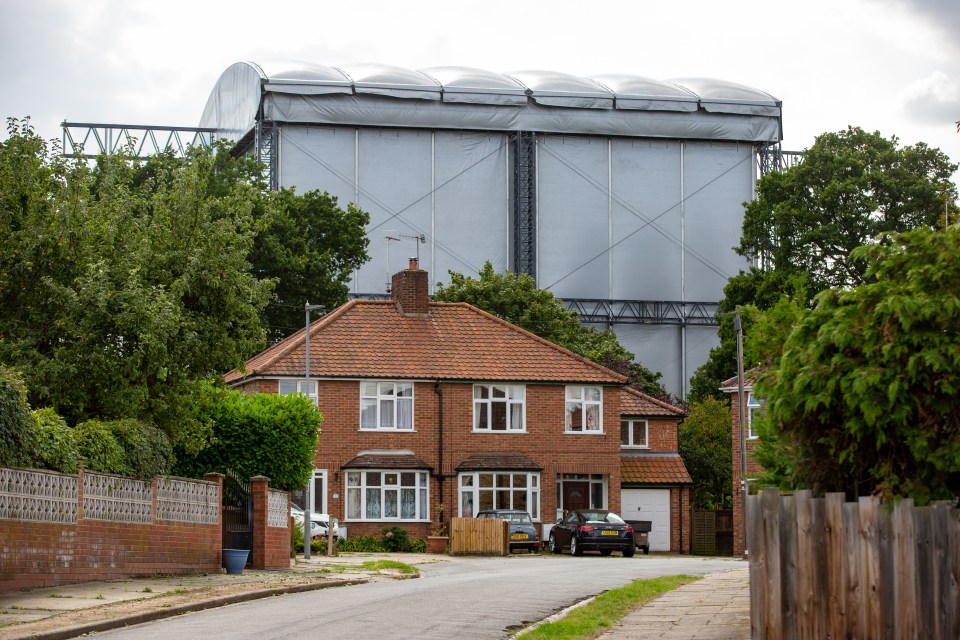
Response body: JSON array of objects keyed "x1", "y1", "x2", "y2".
[
  {"x1": 473, "y1": 385, "x2": 526, "y2": 431},
  {"x1": 278, "y1": 379, "x2": 318, "y2": 405},
  {"x1": 361, "y1": 382, "x2": 414, "y2": 430},
  {"x1": 620, "y1": 419, "x2": 648, "y2": 448},
  {"x1": 565, "y1": 386, "x2": 602, "y2": 433}
]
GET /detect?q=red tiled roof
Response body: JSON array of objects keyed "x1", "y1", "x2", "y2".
[
  {"x1": 620, "y1": 453, "x2": 692, "y2": 485},
  {"x1": 456, "y1": 452, "x2": 542, "y2": 472},
  {"x1": 620, "y1": 387, "x2": 685, "y2": 417},
  {"x1": 719, "y1": 367, "x2": 763, "y2": 391},
  {"x1": 226, "y1": 300, "x2": 626, "y2": 385}
]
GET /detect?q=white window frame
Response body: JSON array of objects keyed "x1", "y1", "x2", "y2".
[
  {"x1": 556, "y1": 473, "x2": 608, "y2": 516},
  {"x1": 620, "y1": 419, "x2": 649, "y2": 448},
  {"x1": 565, "y1": 386, "x2": 603, "y2": 433},
  {"x1": 747, "y1": 392, "x2": 763, "y2": 439},
  {"x1": 278, "y1": 379, "x2": 318, "y2": 405},
  {"x1": 360, "y1": 381, "x2": 414, "y2": 430},
  {"x1": 310, "y1": 469, "x2": 328, "y2": 514},
  {"x1": 457, "y1": 472, "x2": 540, "y2": 521},
  {"x1": 345, "y1": 470, "x2": 429, "y2": 522},
  {"x1": 472, "y1": 384, "x2": 526, "y2": 432}
]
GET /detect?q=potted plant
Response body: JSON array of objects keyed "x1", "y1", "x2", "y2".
[{"x1": 426, "y1": 504, "x2": 449, "y2": 554}]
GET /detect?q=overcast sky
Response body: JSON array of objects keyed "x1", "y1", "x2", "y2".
[{"x1": 2, "y1": 0, "x2": 959, "y2": 184}]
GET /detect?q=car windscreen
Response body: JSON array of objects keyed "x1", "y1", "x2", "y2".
[{"x1": 582, "y1": 511, "x2": 625, "y2": 524}]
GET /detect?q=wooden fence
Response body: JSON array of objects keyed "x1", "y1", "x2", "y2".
[
  {"x1": 747, "y1": 489, "x2": 960, "y2": 639},
  {"x1": 449, "y1": 517, "x2": 509, "y2": 555},
  {"x1": 691, "y1": 509, "x2": 733, "y2": 556}
]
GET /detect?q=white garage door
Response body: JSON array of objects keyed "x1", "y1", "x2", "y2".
[{"x1": 621, "y1": 489, "x2": 671, "y2": 551}]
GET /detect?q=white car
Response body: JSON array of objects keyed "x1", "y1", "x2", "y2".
[{"x1": 291, "y1": 506, "x2": 342, "y2": 539}]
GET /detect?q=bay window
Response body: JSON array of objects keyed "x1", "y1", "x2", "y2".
[
  {"x1": 345, "y1": 470, "x2": 428, "y2": 521},
  {"x1": 458, "y1": 472, "x2": 540, "y2": 520}
]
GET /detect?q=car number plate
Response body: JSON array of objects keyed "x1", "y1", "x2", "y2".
[
  {"x1": 511, "y1": 533, "x2": 528, "y2": 539},
  {"x1": 601, "y1": 530, "x2": 619, "y2": 536}
]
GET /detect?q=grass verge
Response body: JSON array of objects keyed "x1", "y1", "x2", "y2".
[
  {"x1": 514, "y1": 574, "x2": 701, "y2": 640},
  {"x1": 359, "y1": 560, "x2": 419, "y2": 574}
]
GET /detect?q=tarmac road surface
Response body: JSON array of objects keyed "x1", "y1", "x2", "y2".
[{"x1": 86, "y1": 554, "x2": 742, "y2": 640}]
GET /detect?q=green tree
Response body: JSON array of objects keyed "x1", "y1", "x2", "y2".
[
  {"x1": 690, "y1": 126, "x2": 957, "y2": 402},
  {"x1": 31, "y1": 408, "x2": 80, "y2": 473},
  {"x1": 754, "y1": 227, "x2": 960, "y2": 503},
  {"x1": 250, "y1": 189, "x2": 370, "y2": 339},
  {"x1": 434, "y1": 262, "x2": 671, "y2": 400},
  {"x1": 678, "y1": 397, "x2": 733, "y2": 510},
  {"x1": 0, "y1": 368, "x2": 36, "y2": 467},
  {"x1": 175, "y1": 391, "x2": 322, "y2": 492}
]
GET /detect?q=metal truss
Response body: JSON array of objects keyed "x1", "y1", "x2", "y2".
[
  {"x1": 350, "y1": 293, "x2": 719, "y2": 326},
  {"x1": 512, "y1": 131, "x2": 537, "y2": 279},
  {"x1": 756, "y1": 142, "x2": 803, "y2": 176},
  {"x1": 61, "y1": 122, "x2": 216, "y2": 159},
  {"x1": 562, "y1": 298, "x2": 719, "y2": 326},
  {"x1": 256, "y1": 121, "x2": 279, "y2": 190}
]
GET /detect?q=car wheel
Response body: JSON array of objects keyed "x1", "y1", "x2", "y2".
[
  {"x1": 623, "y1": 546, "x2": 636, "y2": 558},
  {"x1": 549, "y1": 532, "x2": 562, "y2": 554},
  {"x1": 571, "y1": 535, "x2": 583, "y2": 556},
  {"x1": 600, "y1": 549, "x2": 612, "y2": 557}
]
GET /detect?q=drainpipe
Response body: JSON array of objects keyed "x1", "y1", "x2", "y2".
[{"x1": 434, "y1": 381, "x2": 445, "y2": 529}]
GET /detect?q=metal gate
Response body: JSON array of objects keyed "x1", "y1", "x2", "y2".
[{"x1": 222, "y1": 470, "x2": 253, "y2": 566}]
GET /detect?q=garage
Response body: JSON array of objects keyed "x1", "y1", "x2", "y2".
[{"x1": 621, "y1": 488, "x2": 671, "y2": 551}]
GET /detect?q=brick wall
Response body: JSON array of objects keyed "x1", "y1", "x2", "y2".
[
  {"x1": 0, "y1": 471, "x2": 223, "y2": 593},
  {"x1": 250, "y1": 477, "x2": 290, "y2": 569}
]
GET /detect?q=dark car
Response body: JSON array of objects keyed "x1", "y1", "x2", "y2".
[
  {"x1": 477, "y1": 509, "x2": 541, "y2": 552},
  {"x1": 548, "y1": 510, "x2": 635, "y2": 557}
]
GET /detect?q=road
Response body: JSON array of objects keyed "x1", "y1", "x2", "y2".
[{"x1": 93, "y1": 554, "x2": 743, "y2": 639}]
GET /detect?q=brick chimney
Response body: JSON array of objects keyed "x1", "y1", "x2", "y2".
[{"x1": 391, "y1": 257, "x2": 430, "y2": 316}]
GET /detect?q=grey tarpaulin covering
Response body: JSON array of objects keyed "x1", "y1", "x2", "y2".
[{"x1": 198, "y1": 60, "x2": 782, "y2": 396}]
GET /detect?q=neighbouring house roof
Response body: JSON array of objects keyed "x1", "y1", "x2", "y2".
[
  {"x1": 225, "y1": 300, "x2": 626, "y2": 385},
  {"x1": 456, "y1": 452, "x2": 542, "y2": 472},
  {"x1": 719, "y1": 367, "x2": 763, "y2": 393},
  {"x1": 342, "y1": 451, "x2": 432, "y2": 470},
  {"x1": 620, "y1": 453, "x2": 692, "y2": 485},
  {"x1": 620, "y1": 387, "x2": 685, "y2": 417}
]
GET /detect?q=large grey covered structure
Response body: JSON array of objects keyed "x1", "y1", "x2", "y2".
[{"x1": 200, "y1": 60, "x2": 782, "y2": 396}]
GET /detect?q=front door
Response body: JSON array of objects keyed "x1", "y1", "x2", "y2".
[{"x1": 563, "y1": 482, "x2": 589, "y2": 512}]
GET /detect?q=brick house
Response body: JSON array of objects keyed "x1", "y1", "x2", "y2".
[
  {"x1": 720, "y1": 372, "x2": 763, "y2": 557},
  {"x1": 619, "y1": 387, "x2": 692, "y2": 553},
  {"x1": 226, "y1": 259, "x2": 634, "y2": 542}
]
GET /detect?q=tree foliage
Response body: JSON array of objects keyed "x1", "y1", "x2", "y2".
[
  {"x1": 0, "y1": 118, "x2": 369, "y2": 448},
  {"x1": 175, "y1": 391, "x2": 322, "y2": 492},
  {"x1": 678, "y1": 397, "x2": 733, "y2": 509},
  {"x1": 739, "y1": 126, "x2": 957, "y2": 293},
  {"x1": 0, "y1": 368, "x2": 36, "y2": 467},
  {"x1": 754, "y1": 227, "x2": 960, "y2": 503},
  {"x1": 434, "y1": 262, "x2": 672, "y2": 400},
  {"x1": 31, "y1": 408, "x2": 79, "y2": 474},
  {"x1": 690, "y1": 126, "x2": 957, "y2": 403}
]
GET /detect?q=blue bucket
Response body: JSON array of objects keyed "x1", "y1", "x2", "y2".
[{"x1": 222, "y1": 548, "x2": 249, "y2": 574}]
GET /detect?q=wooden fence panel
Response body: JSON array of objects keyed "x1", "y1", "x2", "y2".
[
  {"x1": 449, "y1": 517, "x2": 508, "y2": 555},
  {"x1": 893, "y1": 499, "x2": 917, "y2": 640},
  {"x1": 749, "y1": 489, "x2": 960, "y2": 640},
  {"x1": 779, "y1": 494, "x2": 798, "y2": 640}
]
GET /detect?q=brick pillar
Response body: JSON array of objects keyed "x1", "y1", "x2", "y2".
[
  {"x1": 205, "y1": 473, "x2": 225, "y2": 567},
  {"x1": 250, "y1": 476, "x2": 270, "y2": 570}
]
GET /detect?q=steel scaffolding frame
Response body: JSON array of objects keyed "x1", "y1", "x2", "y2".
[
  {"x1": 512, "y1": 131, "x2": 537, "y2": 279},
  {"x1": 61, "y1": 122, "x2": 216, "y2": 159},
  {"x1": 756, "y1": 142, "x2": 803, "y2": 176}
]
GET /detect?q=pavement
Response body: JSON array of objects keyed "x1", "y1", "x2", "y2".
[{"x1": 0, "y1": 555, "x2": 750, "y2": 640}]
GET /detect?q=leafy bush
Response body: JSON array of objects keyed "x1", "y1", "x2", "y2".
[
  {"x1": 0, "y1": 368, "x2": 36, "y2": 467},
  {"x1": 31, "y1": 408, "x2": 79, "y2": 473},
  {"x1": 175, "y1": 390, "x2": 321, "y2": 491},
  {"x1": 381, "y1": 526, "x2": 411, "y2": 552},
  {"x1": 409, "y1": 538, "x2": 426, "y2": 553},
  {"x1": 73, "y1": 418, "x2": 174, "y2": 478},
  {"x1": 108, "y1": 419, "x2": 174, "y2": 478},
  {"x1": 336, "y1": 536, "x2": 385, "y2": 553},
  {"x1": 74, "y1": 420, "x2": 129, "y2": 474}
]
